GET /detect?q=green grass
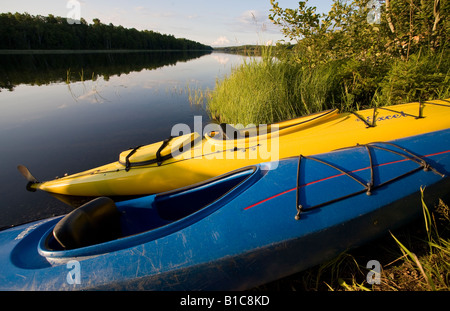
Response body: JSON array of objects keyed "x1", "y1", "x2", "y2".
[
  {"x1": 201, "y1": 48, "x2": 450, "y2": 126},
  {"x1": 378, "y1": 193, "x2": 450, "y2": 291},
  {"x1": 254, "y1": 190, "x2": 450, "y2": 291},
  {"x1": 205, "y1": 48, "x2": 341, "y2": 126},
  {"x1": 378, "y1": 49, "x2": 450, "y2": 106},
  {"x1": 206, "y1": 53, "x2": 300, "y2": 125}
]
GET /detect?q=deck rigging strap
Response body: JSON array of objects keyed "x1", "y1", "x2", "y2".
[
  {"x1": 125, "y1": 145, "x2": 143, "y2": 172},
  {"x1": 352, "y1": 110, "x2": 377, "y2": 128},
  {"x1": 295, "y1": 141, "x2": 445, "y2": 220},
  {"x1": 123, "y1": 136, "x2": 175, "y2": 171},
  {"x1": 425, "y1": 99, "x2": 450, "y2": 107},
  {"x1": 351, "y1": 99, "x2": 450, "y2": 128},
  {"x1": 156, "y1": 136, "x2": 174, "y2": 166},
  {"x1": 295, "y1": 155, "x2": 302, "y2": 220},
  {"x1": 378, "y1": 102, "x2": 424, "y2": 119}
]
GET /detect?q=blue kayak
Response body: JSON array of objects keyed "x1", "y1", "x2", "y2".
[{"x1": 0, "y1": 129, "x2": 449, "y2": 290}]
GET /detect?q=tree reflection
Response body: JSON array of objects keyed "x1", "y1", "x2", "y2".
[{"x1": 0, "y1": 51, "x2": 212, "y2": 91}]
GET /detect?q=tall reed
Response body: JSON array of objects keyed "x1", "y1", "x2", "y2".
[
  {"x1": 206, "y1": 48, "x2": 449, "y2": 126},
  {"x1": 206, "y1": 47, "x2": 340, "y2": 126}
]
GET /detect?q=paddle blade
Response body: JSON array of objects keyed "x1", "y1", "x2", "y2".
[{"x1": 17, "y1": 165, "x2": 38, "y2": 183}]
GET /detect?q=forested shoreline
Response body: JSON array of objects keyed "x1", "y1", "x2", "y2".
[
  {"x1": 0, "y1": 12, "x2": 213, "y2": 51},
  {"x1": 207, "y1": 0, "x2": 449, "y2": 125}
]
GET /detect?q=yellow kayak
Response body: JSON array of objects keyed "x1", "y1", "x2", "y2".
[{"x1": 19, "y1": 99, "x2": 450, "y2": 205}]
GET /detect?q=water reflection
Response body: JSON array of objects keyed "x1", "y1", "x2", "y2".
[
  {"x1": 0, "y1": 51, "x2": 249, "y2": 228},
  {"x1": 211, "y1": 54, "x2": 231, "y2": 65},
  {"x1": 0, "y1": 51, "x2": 211, "y2": 91}
]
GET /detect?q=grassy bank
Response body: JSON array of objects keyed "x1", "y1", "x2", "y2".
[
  {"x1": 204, "y1": 47, "x2": 450, "y2": 126},
  {"x1": 255, "y1": 191, "x2": 450, "y2": 291},
  {"x1": 207, "y1": 49, "x2": 303, "y2": 125}
]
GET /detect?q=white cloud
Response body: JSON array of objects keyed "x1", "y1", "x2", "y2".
[
  {"x1": 212, "y1": 36, "x2": 231, "y2": 46},
  {"x1": 211, "y1": 54, "x2": 230, "y2": 65}
]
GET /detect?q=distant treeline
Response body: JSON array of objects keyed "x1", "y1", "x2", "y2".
[
  {"x1": 0, "y1": 12, "x2": 213, "y2": 51},
  {"x1": 214, "y1": 45, "x2": 267, "y2": 56}
]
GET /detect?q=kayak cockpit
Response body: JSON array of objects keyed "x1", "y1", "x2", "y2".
[{"x1": 39, "y1": 166, "x2": 259, "y2": 257}]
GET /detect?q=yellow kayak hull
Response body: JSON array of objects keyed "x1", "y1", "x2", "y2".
[{"x1": 28, "y1": 99, "x2": 450, "y2": 201}]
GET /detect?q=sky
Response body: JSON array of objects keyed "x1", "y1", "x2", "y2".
[{"x1": 0, "y1": 0, "x2": 334, "y2": 47}]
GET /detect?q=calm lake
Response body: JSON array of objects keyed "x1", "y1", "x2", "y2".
[{"x1": 0, "y1": 51, "x2": 249, "y2": 228}]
